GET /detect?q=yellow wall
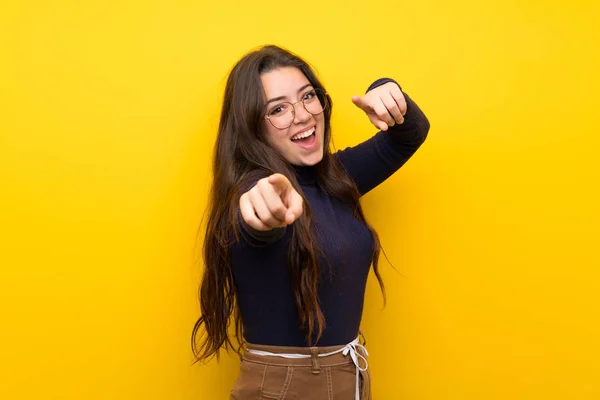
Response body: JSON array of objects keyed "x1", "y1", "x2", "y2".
[{"x1": 1, "y1": 0, "x2": 598, "y2": 399}]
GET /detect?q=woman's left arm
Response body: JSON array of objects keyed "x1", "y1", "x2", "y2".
[{"x1": 335, "y1": 78, "x2": 430, "y2": 196}]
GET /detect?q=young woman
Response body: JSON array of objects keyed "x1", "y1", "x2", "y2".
[{"x1": 192, "y1": 45, "x2": 430, "y2": 399}]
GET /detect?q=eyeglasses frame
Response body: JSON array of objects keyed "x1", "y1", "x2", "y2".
[{"x1": 264, "y1": 88, "x2": 329, "y2": 130}]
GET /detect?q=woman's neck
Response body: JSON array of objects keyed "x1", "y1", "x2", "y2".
[{"x1": 292, "y1": 164, "x2": 318, "y2": 185}]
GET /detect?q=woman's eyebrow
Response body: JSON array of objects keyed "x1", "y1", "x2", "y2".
[{"x1": 265, "y1": 84, "x2": 314, "y2": 106}]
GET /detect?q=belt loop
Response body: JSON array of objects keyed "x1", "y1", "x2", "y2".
[{"x1": 309, "y1": 347, "x2": 320, "y2": 374}]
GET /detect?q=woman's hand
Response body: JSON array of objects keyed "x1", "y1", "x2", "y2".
[
  {"x1": 352, "y1": 82, "x2": 407, "y2": 131},
  {"x1": 239, "y1": 173, "x2": 304, "y2": 231}
]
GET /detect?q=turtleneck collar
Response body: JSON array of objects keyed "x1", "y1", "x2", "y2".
[{"x1": 292, "y1": 164, "x2": 318, "y2": 186}]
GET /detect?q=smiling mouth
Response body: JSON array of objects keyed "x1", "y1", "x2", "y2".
[
  {"x1": 290, "y1": 126, "x2": 317, "y2": 149},
  {"x1": 290, "y1": 127, "x2": 315, "y2": 142}
]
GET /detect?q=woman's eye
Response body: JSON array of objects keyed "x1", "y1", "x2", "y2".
[
  {"x1": 303, "y1": 91, "x2": 316, "y2": 100},
  {"x1": 269, "y1": 105, "x2": 286, "y2": 116}
]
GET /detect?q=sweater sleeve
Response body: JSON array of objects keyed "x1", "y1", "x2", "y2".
[
  {"x1": 334, "y1": 78, "x2": 430, "y2": 196},
  {"x1": 238, "y1": 208, "x2": 287, "y2": 246}
]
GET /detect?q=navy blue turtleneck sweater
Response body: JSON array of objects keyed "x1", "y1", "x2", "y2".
[{"x1": 230, "y1": 79, "x2": 430, "y2": 346}]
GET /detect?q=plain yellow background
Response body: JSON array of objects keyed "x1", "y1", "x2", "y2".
[{"x1": 1, "y1": 0, "x2": 599, "y2": 399}]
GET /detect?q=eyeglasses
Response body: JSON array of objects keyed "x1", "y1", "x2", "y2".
[{"x1": 264, "y1": 88, "x2": 329, "y2": 130}]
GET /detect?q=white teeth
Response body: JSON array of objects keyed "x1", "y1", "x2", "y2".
[{"x1": 291, "y1": 127, "x2": 315, "y2": 141}]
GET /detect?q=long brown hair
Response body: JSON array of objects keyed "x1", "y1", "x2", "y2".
[{"x1": 192, "y1": 45, "x2": 384, "y2": 362}]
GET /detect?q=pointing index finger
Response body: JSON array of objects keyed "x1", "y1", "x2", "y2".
[
  {"x1": 352, "y1": 96, "x2": 371, "y2": 112},
  {"x1": 268, "y1": 173, "x2": 292, "y2": 193}
]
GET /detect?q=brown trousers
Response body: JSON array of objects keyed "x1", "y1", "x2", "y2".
[{"x1": 229, "y1": 340, "x2": 371, "y2": 400}]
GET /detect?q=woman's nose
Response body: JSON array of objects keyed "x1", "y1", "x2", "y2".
[{"x1": 293, "y1": 103, "x2": 312, "y2": 124}]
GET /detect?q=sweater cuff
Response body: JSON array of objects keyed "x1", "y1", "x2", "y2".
[
  {"x1": 237, "y1": 208, "x2": 287, "y2": 246},
  {"x1": 366, "y1": 78, "x2": 402, "y2": 93}
]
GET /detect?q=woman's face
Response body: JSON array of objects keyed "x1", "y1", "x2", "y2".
[{"x1": 260, "y1": 67, "x2": 325, "y2": 166}]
